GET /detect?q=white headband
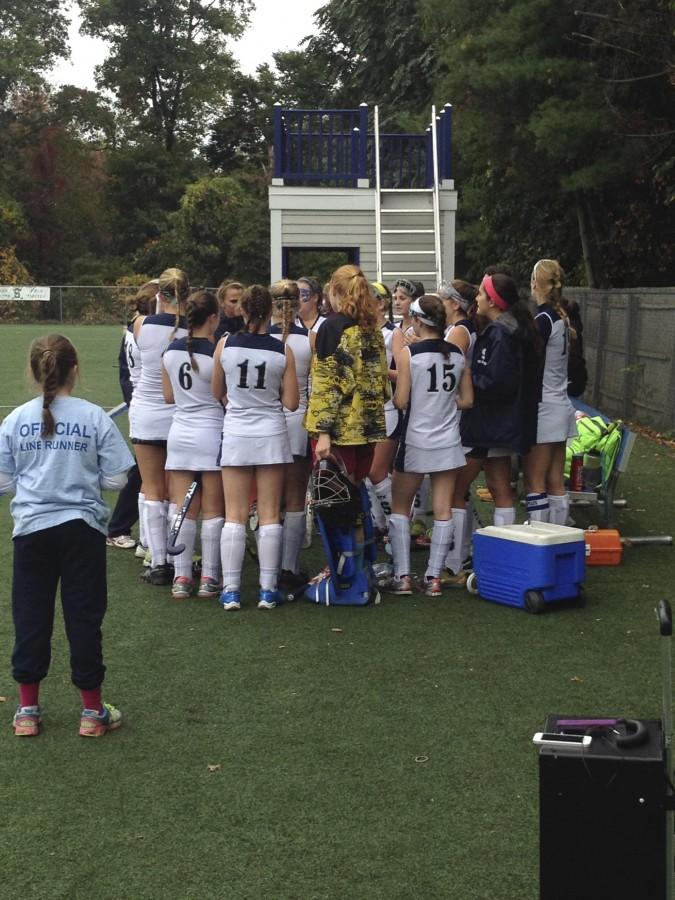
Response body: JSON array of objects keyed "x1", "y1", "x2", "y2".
[{"x1": 409, "y1": 298, "x2": 438, "y2": 328}]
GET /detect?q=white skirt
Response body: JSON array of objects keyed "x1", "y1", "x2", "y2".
[
  {"x1": 536, "y1": 400, "x2": 577, "y2": 444},
  {"x1": 220, "y1": 430, "x2": 293, "y2": 467},
  {"x1": 395, "y1": 442, "x2": 466, "y2": 474},
  {"x1": 166, "y1": 421, "x2": 222, "y2": 471},
  {"x1": 284, "y1": 411, "x2": 310, "y2": 458},
  {"x1": 385, "y1": 405, "x2": 401, "y2": 439},
  {"x1": 129, "y1": 397, "x2": 174, "y2": 441}
]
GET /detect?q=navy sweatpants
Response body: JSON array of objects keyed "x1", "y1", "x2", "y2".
[{"x1": 11, "y1": 518, "x2": 107, "y2": 690}]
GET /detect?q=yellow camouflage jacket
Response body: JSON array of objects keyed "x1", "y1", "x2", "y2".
[{"x1": 304, "y1": 314, "x2": 389, "y2": 444}]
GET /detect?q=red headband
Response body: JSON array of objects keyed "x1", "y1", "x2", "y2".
[{"x1": 482, "y1": 275, "x2": 509, "y2": 311}]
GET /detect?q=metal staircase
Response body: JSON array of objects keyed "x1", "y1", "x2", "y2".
[{"x1": 374, "y1": 105, "x2": 443, "y2": 288}]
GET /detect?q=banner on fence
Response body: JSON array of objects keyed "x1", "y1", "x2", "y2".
[{"x1": 0, "y1": 286, "x2": 51, "y2": 302}]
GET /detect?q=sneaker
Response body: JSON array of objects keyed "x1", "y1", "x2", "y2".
[
  {"x1": 378, "y1": 574, "x2": 414, "y2": 595},
  {"x1": 142, "y1": 548, "x2": 152, "y2": 567},
  {"x1": 258, "y1": 589, "x2": 282, "y2": 610},
  {"x1": 106, "y1": 534, "x2": 136, "y2": 549},
  {"x1": 220, "y1": 590, "x2": 241, "y2": 611},
  {"x1": 439, "y1": 568, "x2": 469, "y2": 589},
  {"x1": 197, "y1": 576, "x2": 222, "y2": 599},
  {"x1": 79, "y1": 702, "x2": 122, "y2": 738},
  {"x1": 171, "y1": 576, "x2": 193, "y2": 600},
  {"x1": 13, "y1": 705, "x2": 42, "y2": 737},
  {"x1": 278, "y1": 569, "x2": 308, "y2": 592},
  {"x1": 139, "y1": 563, "x2": 173, "y2": 586},
  {"x1": 421, "y1": 576, "x2": 442, "y2": 597},
  {"x1": 135, "y1": 542, "x2": 149, "y2": 559},
  {"x1": 413, "y1": 528, "x2": 433, "y2": 549}
]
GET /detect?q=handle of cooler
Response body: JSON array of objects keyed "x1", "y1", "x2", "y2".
[{"x1": 657, "y1": 599, "x2": 672, "y2": 636}]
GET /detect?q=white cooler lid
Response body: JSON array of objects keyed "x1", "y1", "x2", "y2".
[{"x1": 475, "y1": 521, "x2": 585, "y2": 546}]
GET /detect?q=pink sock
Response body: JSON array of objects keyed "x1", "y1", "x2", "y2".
[
  {"x1": 80, "y1": 688, "x2": 103, "y2": 713},
  {"x1": 18, "y1": 683, "x2": 40, "y2": 708}
]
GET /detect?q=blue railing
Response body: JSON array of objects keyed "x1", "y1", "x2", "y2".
[{"x1": 273, "y1": 105, "x2": 453, "y2": 188}]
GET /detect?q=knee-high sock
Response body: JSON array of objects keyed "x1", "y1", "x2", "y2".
[
  {"x1": 174, "y1": 518, "x2": 197, "y2": 580},
  {"x1": 444, "y1": 508, "x2": 466, "y2": 575},
  {"x1": 548, "y1": 493, "x2": 569, "y2": 525},
  {"x1": 426, "y1": 519, "x2": 454, "y2": 580},
  {"x1": 282, "y1": 511, "x2": 306, "y2": 574},
  {"x1": 372, "y1": 475, "x2": 392, "y2": 520},
  {"x1": 388, "y1": 513, "x2": 411, "y2": 579},
  {"x1": 465, "y1": 498, "x2": 479, "y2": 562},
  {"x1": 526, "y1": 492, "x2": 550, "y2": 522},
  {"x1": 412, "y1": 475, "x2": 431, "y2": 521},
  {"x1": 145, "y1": 500, "x2": 168, "y2": 567},
  {"x1": 138, "y1": 492, "x2": 147, "y2": 546},
  {"x1": 200, "y1": 516, "x2": 224, "y2": 580},
  {"x1": 494, "y1": 506, "x2": 516, "y2": 527},
  {"x1": 258, "y1": 523, "x2": 283, "y2": 590},
  {"x1": 166, "y1": 502, "x2": 177, "y2": 540},
  {"x1": 220, "y1": 523, "x2": 246, "y2": 592},
  {"x1": 365, "y1": 478, "x2": 386, "y2": 530}
]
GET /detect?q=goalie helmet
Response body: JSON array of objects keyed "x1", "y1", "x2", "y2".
[{"x1": 310, "y1": 455, "x2": 360, "y2": 528}]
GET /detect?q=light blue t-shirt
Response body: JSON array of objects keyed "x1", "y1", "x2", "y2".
[{"x1": 0, "y1": 395, "x2": 134, "y2": 538}]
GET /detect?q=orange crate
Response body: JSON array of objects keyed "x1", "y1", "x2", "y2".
[{"x1": 584, "y1": 528, "x2": 622, "y2": 566}]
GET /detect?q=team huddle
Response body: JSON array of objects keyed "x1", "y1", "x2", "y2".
[{"x1": 0, "y1": 258, "x2": 578, "y2": 735}]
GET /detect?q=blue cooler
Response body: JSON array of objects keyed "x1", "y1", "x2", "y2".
[{"x1": 468, "y1": 522, "x2": 586, "y2": 613}]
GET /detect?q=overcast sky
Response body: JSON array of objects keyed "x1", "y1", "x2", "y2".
[{"x1": 49, "y1": 0, "x2": 321, "y2": 87}]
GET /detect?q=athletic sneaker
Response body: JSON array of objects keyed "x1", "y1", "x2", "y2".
[
  {"x1": 106, "y1": 534, "x2": 136, "y2": 549},
  {"x1": 13, "y1": 705, "x2": 42, "y2": 737},
  {"x1": 171, "y1": 576, "x2": 193, "y2": 600},
  {"x1": 258, "y1": 589, "x2": 282, "y2": 610},
  {"x1": 142, "y1": 548, "x2": 152, "y2": 567},
  {"x1": 139, "y1": 563, "x2": 173, "y2": 586},
  {"x1": 220, "y1": 590, "x2": 241, "y2": 611},
  {"x1": 135, "y1": 543, "x2": 149, "y2": 560},
  {"x1": 278, "y1": 569, "x2": 308, "y2": 592},
  {"x1": 79, "y1": 702, "x2": 122, "y2": 738},
  {"x1": 378, "y1": 574, "x2": 414, "y2": 595},
  {"x1": 421, "y1": 576, "x2": 442, "y2": 597},
  {"x1": 197, "y1": 576, "x2": 221, "y2": 599},
  {"x1": 439, "y1": 568, "x2": 469, "y2": 589}
]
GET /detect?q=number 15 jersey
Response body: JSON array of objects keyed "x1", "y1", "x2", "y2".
[{"x1": 402, "y1": 338, "x2": 465, "y2": 451}]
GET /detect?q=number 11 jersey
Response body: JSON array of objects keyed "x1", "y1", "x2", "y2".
[{"x1": 220, "y1": 333, "x2": 288, "y2": 437}]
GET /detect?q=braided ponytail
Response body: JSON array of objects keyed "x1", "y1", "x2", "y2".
[
  {"x1": 184, "y1": 290, "x2": 219, "y2": 373},
  {"x1": 241, "y1": 285, "x2": 272, "y2": 334},
  {"x1": 270, "y1": 279, "x2": 300, "y2": 343},
  {"x1": 532, "y1": 259, "x2": 566, "y2": 319},
  {"x1": 158, "y1": 267, "x2": 189, "y2": 342},
  {"x1": 29, "y1": 335, "x2": 78, "y2": 436}
]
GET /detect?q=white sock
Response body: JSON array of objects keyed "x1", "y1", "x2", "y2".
[
  {"x1": 413, "y1": 475, "x2": 431, "y2": 519},
  {"x1": 365, "y1": 478, "x2": 386, "y2": 530},
  {"x1": 445, "y1": 508, "x2": 466, "y2": 575},
  {"x1": 166, "y1": 502, "x2": 177, "y2": 540},
  {"x1": 372, "y1": 475, "x2": 393, "y2": 520},
  {"x1": 388, "y1": 513, "x2": 411, "y2": 579},
  {"x1": 494, "y1": 506, "x2": 516, "y2": 527},
  {"x1": 526, "y1": 492, "x2": 550, "y2": 522},
  {"x1": 138, "y1": 492, "x2": 147, "y2": 546},
  {"x1": 200, "y1": 517, "x2": 224, "y2": 580},
  {"x1": 145, "y1": 500, "x2": 168, "y2": 567},
  {"x1": 548, "y1": 493, "x2": 569, "y2": 526},
  {"x1": 174, "y1": 518, "x2": 197, "y2": 580},
  {"x1": 426, "y1": 519, "x2": 454, "y2": 580},
  {"x1": 465, "y1": 498, "x2": 478, "y2": 562},
  {"x1": 220, "y1": 523, "x2": 246, "y2": 592},
  {"x1": 258, "y1": 523, "x2": 283, "y2": 591},
  {"x1": 282, "y1": 511, "x2": 306, "y2": 574}
]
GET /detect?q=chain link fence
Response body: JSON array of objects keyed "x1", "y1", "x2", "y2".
[{"x1": 0, "y1": 285, "x2": 138, "y2": 325}]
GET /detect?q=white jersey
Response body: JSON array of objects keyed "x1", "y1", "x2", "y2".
[
  {"x1": 221, "y1": 333, "x2": 288, "y2": 437},
  {"x1": 445, "y1": 318, "x2": 477, "y2": 362},
  {"x1": 296, "y1": 315, "x2": 326, "y2": 334},
  {"x1": 400, "y1": 338, "x2": 465, "y2": 451},
  {"x1": 270, "y1": 323, "x2": 311, "y2": 412},
  {"x1": 123, "y1": 323, "x2": 142, "y2": 390},
  {"x1": 381, "y1": 321, "x2": 397, "y2": 421},
  {"x1": 535, "y1": 304, "x2": 577, "y2": 442},
  {"x1": 163, "y1": 337, "x2": 224, "y2": 430},
  {"x1": 129, "y1": 312, "x2": 188, "y2": 440}
]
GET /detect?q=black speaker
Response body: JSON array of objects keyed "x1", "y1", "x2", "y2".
[{"x1": 539, "y1": 717, "x2": 667, "y2": 900}]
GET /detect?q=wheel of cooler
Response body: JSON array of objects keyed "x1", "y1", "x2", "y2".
[{"x1": 469, "y1": 522, "x2": 587, "y2": 613}]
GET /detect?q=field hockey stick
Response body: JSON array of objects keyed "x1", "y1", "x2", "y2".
[{"x1": 167, "y1": 475, "x2": 201, "y2": 556}]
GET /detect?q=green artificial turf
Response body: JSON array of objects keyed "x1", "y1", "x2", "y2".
[{"x1": 0, "y1": 325, "x2": 673, "y2": 899}]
